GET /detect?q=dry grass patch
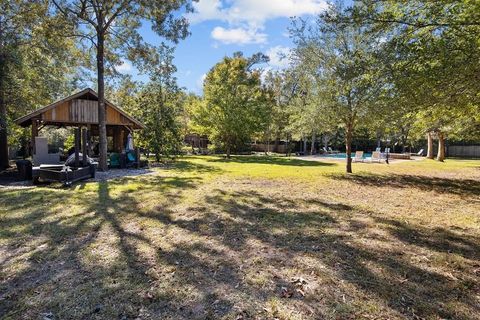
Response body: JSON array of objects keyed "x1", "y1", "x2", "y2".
[{"x1": 1, "y1": 156, "x2": 479, "y2": 319}]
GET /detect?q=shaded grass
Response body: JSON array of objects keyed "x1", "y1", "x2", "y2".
[
  {"x1": 207, "y1": 155, "x2": 335, "y2": 167},
  {"x1": 0, "y1": 156, "x2": 479, "y2": 319},
  {"x1": 327, "y1": 172, "x2": 480, "y2": 196}
]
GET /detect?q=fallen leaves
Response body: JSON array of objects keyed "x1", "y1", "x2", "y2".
[{"x1": 280, "y1": 276, "x2": 309, "y2": 299}]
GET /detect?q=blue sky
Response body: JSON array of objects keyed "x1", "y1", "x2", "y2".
[{"x1": 118, "y1": 0, "x2": 328, "y2": 94}]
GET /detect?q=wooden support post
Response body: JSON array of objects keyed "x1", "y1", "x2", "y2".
[
  {"x1": 120, "y1": 129, "x2": 125, "y2": 151},
  {"x1": 86, "y1": 124, "x2": 92, "y2": 156},
  {"x1": 31, "y1": 119, "x2": 38, "y2": 155},
  {"x1": 112, "y1": 126, "x2": 123, "y2": 153},
  {"x1": 74, "y1": 127, "x2": 80, "y2": 167},
  {"x1": 82, "y1": 128, "x2": 88, "y2": 166}
]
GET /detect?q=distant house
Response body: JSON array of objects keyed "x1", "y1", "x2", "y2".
[{"x1": 185, "y1": 133, "x2": 209, "y2": 150}]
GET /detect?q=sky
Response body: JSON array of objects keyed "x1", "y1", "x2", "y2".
[{"x1": 117, "y1": 0, "x2": 329, "y2": 94}]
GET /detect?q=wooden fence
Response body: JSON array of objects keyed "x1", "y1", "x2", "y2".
[
  {"x1": 447, "y1": 145, "x2": 480, "y2": 158},
  {"x1": 251, "y1": 143, "x2": 287, "y2": 153}
]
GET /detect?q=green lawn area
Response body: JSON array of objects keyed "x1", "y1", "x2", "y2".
[{"x1": 1, "y1": 156, "x2": 479, "y2": 319}]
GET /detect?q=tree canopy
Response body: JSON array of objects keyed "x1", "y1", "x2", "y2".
[
  {"x1": 1, "y1": 0, "x2": 479, "y2": 170},
  {"x1": 194, "y1": 53, "x2": 271, "y2": 158},
  {"x1": 50, "y1": 0, "x2": 194, "y2": 170},
  {"x1": 0, "y1": 1, "x2": 80, "y2": 168}
]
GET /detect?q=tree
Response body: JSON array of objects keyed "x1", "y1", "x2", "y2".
[
  {"x1": 136, "y1": 46, "x2": 184, "y2": 161},
  {"x1": 262, "y1": 70, "x2": 295, "y2": 154},
  {"x1": 285, "y1": 59, "x2": 334, "y2": 155},
  {"x1": 0, "y1": 1, "x2": 78, "y2": 169},
  {"x1": 51, "y1": 0, "x2": 193, "y2": 170},
  {"x1": 353, "y1": 0, "x2": 480, "y2": 161},
  {"x1": 291, "y1": 4, "x2": 382, "y2": 173},
  {"x1": 180, "y1": 93, "x2": 203, "y2": 140},
  {"x1": 195, "y1": 53, "x2": 270, "y2": 158}
]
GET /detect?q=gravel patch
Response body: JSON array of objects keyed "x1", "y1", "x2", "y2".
[{"x1": 89, "y1": 168, "x2": 156, "y2": 182}]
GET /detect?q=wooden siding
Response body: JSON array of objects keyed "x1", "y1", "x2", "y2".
[
  {"x1": 42, "y1": 101, "x2": 70, "y2": 122},
  {"x1": 107, "y1": 105, "x2": 132, "y2": 125},
  {"x1": 70, "y1": 99, "x2": 98, "y2": 123},
  {"x1": 41, "y1": 99, "x2": 134, "y2": 126}
]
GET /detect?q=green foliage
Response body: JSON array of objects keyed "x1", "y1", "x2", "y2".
[
  {"x1": 50, "y1": 0, "x2": 194, "y2": 170},
  {"x1": 0, "y1": 1, "x2": 81, "y2": 167},
  {"x1": 135, "y1": 85, "x2": 184, "y2": 161},
  {"x1": 291, "y1": 3, "x2": 383, "y2": 171},
  {"x1": 63, "y1": 133, "x2": 75, "y2": 152},
  {"x1": 353, "y1": 0, "x2": 480, "y2": 143},
  {"x1": 181, "y1": 93, "x2": 204, "y2": 136},
  {"x1": 50, "y1": 0, "x2": 194, "y2": 75},
  {"x1": 113, "y1": 46, "x2": 185, "y2": 162},
  {"x1": 259, "y1": 70, "x2": 291, "y2": 149},
  {"x1": 194, "y1": 53, "x2": 271, "y2": 157}
]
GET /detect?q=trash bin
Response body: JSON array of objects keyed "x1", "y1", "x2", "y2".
[{"x1": 16, "y1": 160, "x2": 32, "y2": 181}]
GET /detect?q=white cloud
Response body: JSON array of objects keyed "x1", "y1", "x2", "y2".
[
  {"x1": 187, "y1": 0, "x2": 327, "y2": 44},
  {"x1": 266, "y1": 46, "x2": 292, "y2": 68},
  {"x1": 197, "y1": 73, "x2": 207, "y2": 89},
  {"x1": 116, "y1": 60, "x2": 133, "y2": 73},
  {"x1": 187, "y1": 0, "x2": 224, "y2": 24},
  {"x1": 211, "y1": 27, "x2": 267, "y2": 45},
  {"x1": 189, "y1": 0, "x2": 327, "y2": 26}
]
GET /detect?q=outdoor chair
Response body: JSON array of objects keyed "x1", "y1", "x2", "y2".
[
  {"x1": 109, "y1": 153, "x2": 121, "y2": 168},
  {"x1": 352, "y1": 151, "x2": 364, "y2": 162},
  {"x1": 328, "y1": 147, "x2": 339, "y2": 154},
  {"x1": 126, "y1": 151, "x2": 139, "y2": 168},
  {"x1": 381, "y1": 148, "x2": 390, "y2": 159},
  {"x1": 369, "y1": 151, "x2": 382, "y2": 163},
  {"x1": 416, "y1": 149, "x2": 424, "y2": 156}
]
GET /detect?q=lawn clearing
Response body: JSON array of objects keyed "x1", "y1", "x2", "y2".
[{"x1": 1, "y1": 156, "x2": 479, "y2": 319}]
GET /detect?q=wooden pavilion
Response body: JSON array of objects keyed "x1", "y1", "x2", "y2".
[{"x1": 15, "y1": 88, "x2": 145, "y2": 160}]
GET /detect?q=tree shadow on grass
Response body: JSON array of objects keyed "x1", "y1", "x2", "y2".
[
  {"x1": 376, "y1": 217, "x2": 480, "y2": 261},
  {"x1": 2, "y1": 177, "x2": 480, "y2": 319},
  {"x1": 0, "y1": 175, "x2": 204, "y2": 319},
  {"x1": 165, "y1": 158, "x2": 225, "y2": 174},
  {"x1": 146, "y1": 189, "x2": 480, "y2": 319},
  {"x1": 207, "y1": 155, "x2": 335, "y2": 167},
  {"x1": 327, "y1": 172, "x2": 480, "y2": 197}
]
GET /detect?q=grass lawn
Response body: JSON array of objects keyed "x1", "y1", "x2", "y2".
[{"x1": 1, "y1": 156, "x2": 479, "y2": 319}]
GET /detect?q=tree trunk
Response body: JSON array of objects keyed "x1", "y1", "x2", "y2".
[
  {"x1": 376, "y1": 130, "x2": 381, "y2": 148},
  {"x1": 226, "y1": 145, "x2": 231, "y2": 159},
  {"x1": 285, "y1": 134, "x2": 290, "y2": 156},
  {"x1": 97, "y1": 33, "x2": 108, "y2": 171},
  {"x1": 0, "y1": 51, "x2": 9, "y2": 169},
  {"x1": 323, "y1": 134, "x2": 329, "y2": 150},
  {"x1": 345, "y1": 123, "x2": 353, "y2": 173},
  {"x1": 437, "y1": 132, "x2": 445, "y2": 162},
  {"x1": 264, "y1": 131, "x2": 270, "y2": 155},
  {"x1": 303, "y1": 137, "x2": 307, "y2": 155},
  {"x1": 426, "y1": 132, "x2": 434, "y2": 159},
  {"x1": 267, "y1": 135, "x2": 270, "y2": 154},
  {"x1": 310, "y1": 132, "x2": 316, "y2": 155}
]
